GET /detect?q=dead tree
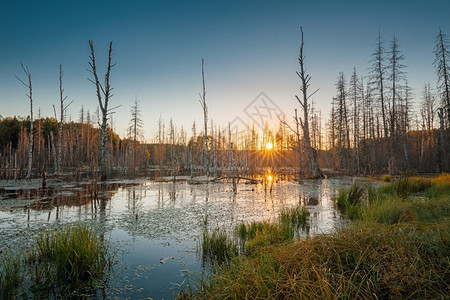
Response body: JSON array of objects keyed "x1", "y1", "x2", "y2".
[
  {"x1": 57, "y1": 64, "x2": 72, "y2": 175},
  {"x1": 16, "y1": 64, "x2": 33, "y2": 179},
  {"x1": 295, "y1": 27, "x2": 323, "y2": 178},
  {"x1": 129, "y1": 97, "x2": 144, "y2": 173},
  {"x1": 199, "y1": 58, "x2": 210, "y2": 178},
  {"x1": 369, "y1": 32, "x2": 389, "y2": 138},
  {"x1": 437, "y1": 108, "x2": 445, "y2": 172},
  {"x1": 88, "y1": 40, "x2": 116, "y2": 179},
  {"x1": 434, "y1": 28, "x2": 450, "y2": 124}
]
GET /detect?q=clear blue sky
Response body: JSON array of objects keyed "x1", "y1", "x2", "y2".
[{"x1": 1, "y1": 0, "x2": 449, "y2": 141}]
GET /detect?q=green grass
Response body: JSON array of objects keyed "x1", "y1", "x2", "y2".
[
  {"x1": 279, "y1": 205, "x2": 309, "y2": 239},
  {"x1": 0, "y1": 222, "x2": 113, "y2": 299},
  {"x1": 182, "y1": 173, "x2": 450, "y2": 299},
  {"x1": 199, "y1": 222, "x2": 449, "y2": 299},
  {"x1": 32, "y1": 223, "x2": 111, "y2": 286},
  {"x1": 335, "y1": 183, "x2": 367, "y2": 220},
  {"x1": 200, "y1": 205, "x2": 310, "y2": 265},
  {"x1": 379, "y1": 176, "x2": 432, "y2": 198},
  {"x1": 0, "y1": 253, "x2": 22, "y2": 299},
  {"x1": 199, "y1": 218, "x2": 238, "y2": 266}
]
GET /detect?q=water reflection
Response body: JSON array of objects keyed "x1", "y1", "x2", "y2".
[{"x1": 0, "y1": 177, "x2": 356, "y2": 299}]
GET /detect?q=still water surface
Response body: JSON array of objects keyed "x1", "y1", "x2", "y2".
[{"x1": 0, "y1": 177, "x2": 357, "y2": 299}]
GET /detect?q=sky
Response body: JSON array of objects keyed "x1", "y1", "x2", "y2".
[{"x1": 0, "y1": 0, "x2": 449, "y2": 141}]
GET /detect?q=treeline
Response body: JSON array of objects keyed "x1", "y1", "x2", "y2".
[
  {"x1": 0, "y1": 116, "x2": 148, "y2": 180},
  {"x1": 322, "y1": 30, "x2": 450, "y2": 174},
  {"x1": 1, "y1": 29, "x2": 449, "y2": 180}
]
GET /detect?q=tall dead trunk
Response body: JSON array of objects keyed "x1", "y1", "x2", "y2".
[
  {"x1": 434, "y1": 29, "x2": 450, "y2": 124},
  {"x1": 16, "y1": 64, "x2": 33, "y2": 180},
  {"x1": 199, "y1": 58, "x2": 210, "y2": 178},
  {"x1": 295, "y1": 27, "x2": 323, "y2": 178},
  {"x1": 88, "y1": 40, "x2": 115, "y2": 179},
  {"x1": 437, "y1": 108, "x2": 445, "y2": 172}
]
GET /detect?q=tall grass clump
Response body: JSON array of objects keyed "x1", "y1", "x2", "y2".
[
  {"x1": 33, "y1": 223, "x2": 111, "y2": 287},
  {"x1": 335, "y1": 183, "x2": 367, "y2": 220},
  {"x1": 382, "y1": 174, "x2": 391, "y2": 182},
  {"x1": 233, "y1": 206, "x2": 309, "y2": 254},
  {"x1": 199, "y1": 219, "x2": 238, "y2": 266},
  {"x1": 364, "y1": 174, "x2": 450, "y2": 224},
  {"x1": 427, "y1": 172, "x2": 450, "y2": 198},
  {"x1": 0, "y1": 253, "x2": 22, "y2": 299},
  {"x1": 379, "y1": 176, "x2": 432, "y2": 198},
  {"x1": 279, "y1": 205, "x2": 309, "y2": 239}
]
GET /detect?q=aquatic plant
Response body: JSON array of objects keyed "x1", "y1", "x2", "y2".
[
  {"x1": 0, "y1": 253, "x2": 22, "y2": 299},
  {"x1": 199, "y1": 221, "x2": 238, "y2": 266},
  {"x1": 32, "y1": 223, "x2": 112, "y2": 287},
  {"x1": 279, "y1": 205, "x2": 309, "y2": 239},
  {"x1": 382, "y1": 174, "x2": 391, "y2": 182},
  {"x1": 335, "y1": 183, "x2": 367, "y2": 220},
  {"x1": 233, "y1": 206, "x2": 309, "y2": 254}
]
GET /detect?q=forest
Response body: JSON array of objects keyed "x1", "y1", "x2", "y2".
[{"x1": 0, "y1": 29, "x2": 449, "y2": 181}]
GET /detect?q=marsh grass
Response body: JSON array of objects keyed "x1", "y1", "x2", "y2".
[
  {"x1": 199, "y1": 221, "x2": 449, "y2": 299},
  {"x1": 184, "y1": 173, "x2": 450, "y2": 299},
  {"x1": 26, "y1": 222, "x2": 113, "y2": 297},
  {"x1": 199, "y1": 218, "x2": 238, "y2": 266},
  {"x1": 200, "y1": 205, "x2": 310, "y2": 265},
  {"x1": 335, "y1": 183, "x2": 367, "y2": 220},
  {"x1": 0, "y1": 253, "x2": 22, "y2": 299},
  {"x1": 33, "y1": 223, "x2": 111, "y2": 284},
  {"x1": 279, "y1": 205, "x2": 309, "y2": 239},
  {"x1": 379, "y1": 176, "x2": 432, "y2": 198}
]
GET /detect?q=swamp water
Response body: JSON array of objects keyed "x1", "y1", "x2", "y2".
[{"x1": 0, "y1": 177, "x2": 357, "y2": 299}]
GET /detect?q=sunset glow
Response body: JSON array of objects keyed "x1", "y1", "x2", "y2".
[{"x1": 266, "y1": 142, "x2": 273, "y2": 150}]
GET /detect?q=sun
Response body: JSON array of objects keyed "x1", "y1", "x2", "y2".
[{"x1": 265, "y1": 142, "x2": 273, "y2": 150}]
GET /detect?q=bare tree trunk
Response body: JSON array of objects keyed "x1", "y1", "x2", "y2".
[
  {"x1": 57, "y1": 64, "x2": 72, "y2": 175},
  {"x1": 199, "y1": 58, "x2": 210, "y2": 178},
  {"x1": 437, "y1": 108, "x2": 445, "y2": 172},
  {"x1": 295, "y1": 27, "x2": 323, "y2": 178},
  {"x1": 434, "y1": 29, "x2": 450, "y2": 124},
  {"x1": 88, "y1": 41, "x2": 116, "y2": 179},
  {"x1": 49, "y1": 131, "x2": 58, "y2": 175},
  {"x1": 16, "y1": 64, "x2": 34, "y2": 180}
]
